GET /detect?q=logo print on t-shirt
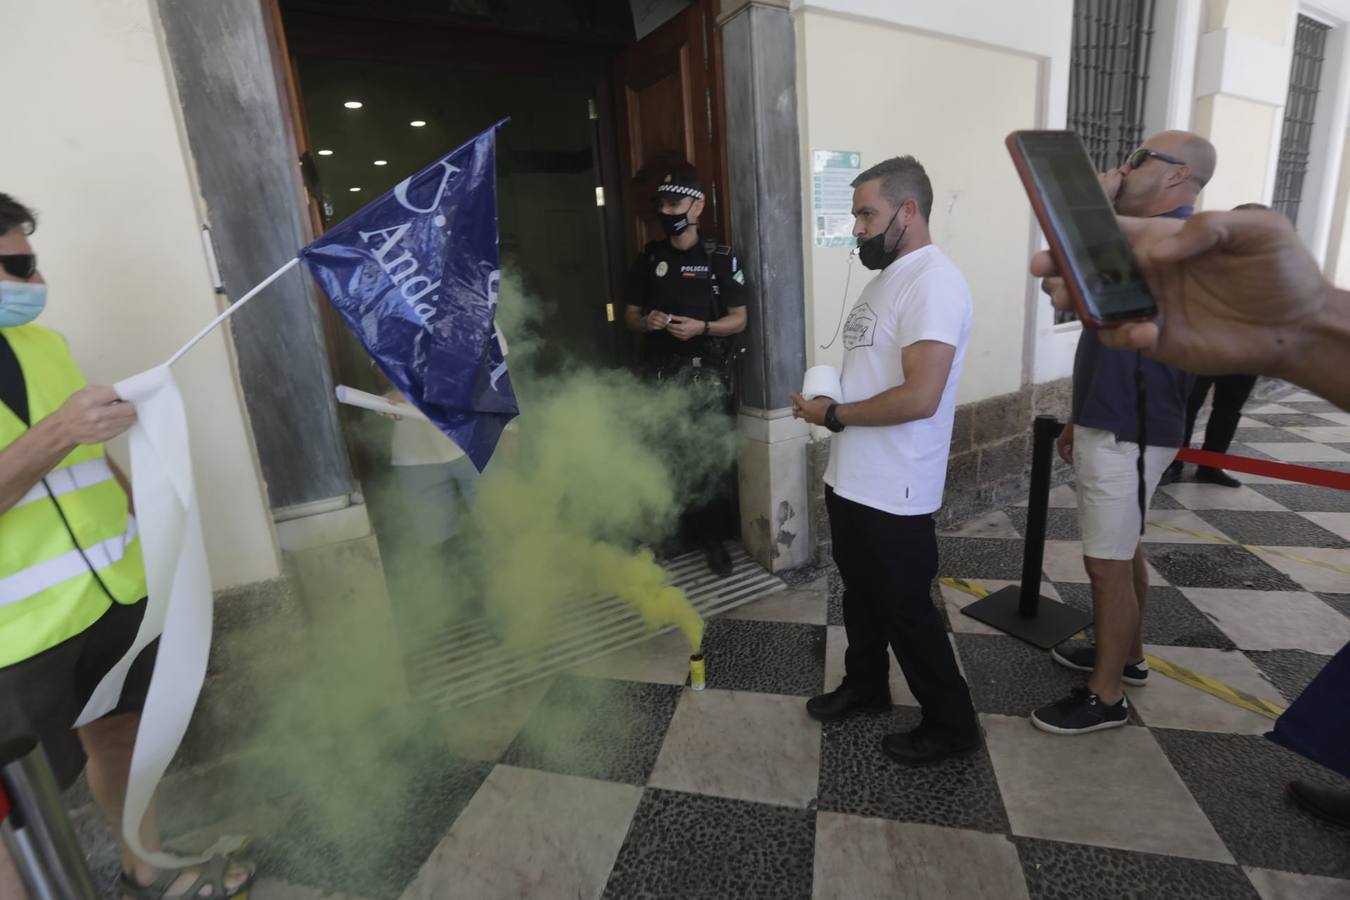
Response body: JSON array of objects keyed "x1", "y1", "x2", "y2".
[{"x1": 842, "y1": 302, "x2": 877, "y2": 350}]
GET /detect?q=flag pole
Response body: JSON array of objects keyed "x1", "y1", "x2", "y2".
[{"x1": 166, "y1": 256, "x2": 301, "y2": 367}]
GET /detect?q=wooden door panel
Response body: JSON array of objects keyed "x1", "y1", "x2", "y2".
[{"x1": 614, "y1": 0, "x2": 726, "y2": 255}]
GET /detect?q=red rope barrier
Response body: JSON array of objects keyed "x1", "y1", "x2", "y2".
[
  {"x1": 0, "y1": 782, "x2": 9, "y2": 824},
  {"x1": 1175, "y1": 448, "x2": 1350, "y2": 492}
]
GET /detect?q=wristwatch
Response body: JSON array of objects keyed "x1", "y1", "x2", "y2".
[{"x1": 824, "y1": 403, "x2": 846, "y2": 433}]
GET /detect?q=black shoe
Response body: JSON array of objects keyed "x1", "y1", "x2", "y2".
[
  {"x1": 1289, "y1": 780, "x2": 1350, "y2": 828},
  {"x1": 806, "y1": 683, "x2": 891, "y2": 722},
  {"x1": 1031, "y1": 687, "x2": 1129, "y2": 735},
  {"x1": 1159, "y1": 461, "x2": 1183, "y2": 485},
  {"x1": 1195, "y1": 466, "x2": 1241, "y2": 487},
  {"x1": 1050, "y1": 643, "x2": 1149, "y2": 686},
  {"x1": 881, "y1": 725, "x2": 982, "y2": 766},
  {"x1": 704, "y1": 542, "x2": 733, "y2": 578}
]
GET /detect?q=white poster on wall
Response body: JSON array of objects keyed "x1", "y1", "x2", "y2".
[{"x1": 812, "y1": 149, "x2": 861, "y2": 247}]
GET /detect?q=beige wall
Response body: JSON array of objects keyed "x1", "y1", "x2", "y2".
[
  {"x1": 0, "y1": 0, "x2": 280, "y2": 588},
  {"x1": 1206, "y1": 0, "x2": 1294, "y2": 44},
  {"x1": 1192, "y1": 94, "x2": 1279, "y2": 210},
  {"x1": 795, "y1": 10, "x2": 1040, "y2": 404}
]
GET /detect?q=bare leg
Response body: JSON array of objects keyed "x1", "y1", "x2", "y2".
[
  {"x1": 79, "y1": 714, "x2": 247, "y2": 898},
  {"x1": 1084, "y1": 556, "x2": 1136, "y2": 705},
  {"x1": 0, "y1": 841, "x2": 30, "y2": 900},
  {"x1": 1130, "y1": 547, "x2": 1149, "y2": 663}
]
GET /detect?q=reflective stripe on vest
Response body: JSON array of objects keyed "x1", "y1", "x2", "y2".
[
  {"x1": 0, "y1": 517, "x2": 139, "y2": 608},
  {"x1": 11, "y1": 458, "x2": 115, "y2": 510}
]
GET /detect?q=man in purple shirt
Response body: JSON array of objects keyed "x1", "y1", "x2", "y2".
[{"x1": 1032, "y1": 131, "x2": 1213, "y2": 736}]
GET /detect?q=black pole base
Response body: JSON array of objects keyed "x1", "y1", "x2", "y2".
[{"x1": 961, "y1": 585, "x2": 1094, "y2": 650}]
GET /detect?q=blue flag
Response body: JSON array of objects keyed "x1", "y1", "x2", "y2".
[
  {"x1": 1268, "y1": 642, "x2": 1350, "y2": 780},
  {"x1": 301, "y1": 120, "x2": 516, "y2": 471}
]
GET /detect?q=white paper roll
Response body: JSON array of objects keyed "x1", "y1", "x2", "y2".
[
  {"x1": 336, "y1": 385, "x2": 430, "y2": 421},
  {"x1": 801, "y1": 365, "x2": 843, "y2": 404}
]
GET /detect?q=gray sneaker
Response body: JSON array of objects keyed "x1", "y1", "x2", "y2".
[{"x1": 1051, "y1": 643, "x2": 1149, "y2": 686}]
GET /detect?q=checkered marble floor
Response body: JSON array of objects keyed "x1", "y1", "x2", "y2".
[{"x1": 71, "y1": 387, "x2": 1350, "y2": 899}]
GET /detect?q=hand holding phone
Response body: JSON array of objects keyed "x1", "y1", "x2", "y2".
[{"x1": 1007, "y1": 130, "x2": 1156, "y2": 328}]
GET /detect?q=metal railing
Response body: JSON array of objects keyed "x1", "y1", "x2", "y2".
[
  {"x1": 0, "y1": 738, "x2": 98, "y2": 900},
  {"x1": 1273, "y1": 15, "x2": 1332, "y2": 226}
]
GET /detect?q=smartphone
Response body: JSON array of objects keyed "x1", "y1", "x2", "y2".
[{"x1": 1006, "y1": 130, "x2": 1156, "y2": 327}]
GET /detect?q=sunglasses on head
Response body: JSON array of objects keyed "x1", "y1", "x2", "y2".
[
  {"x1": 1125, "y1": 148, "x2": 1187, "y2": 170},
  {"x1": 0, "y1": 255, "x2": 37, "y2": 280}
]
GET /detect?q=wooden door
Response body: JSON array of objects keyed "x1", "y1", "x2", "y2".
[{"x1": 613, "y1": 0, "x2": 729, "y2": 255}]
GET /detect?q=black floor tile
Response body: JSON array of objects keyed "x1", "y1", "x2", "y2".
[
  {"x1": 1153, "y1": 728, "x2": 1350, "y2": 879},
  {"x1": 1232, "y1": 426, "x2": 1313, "y2": 444},
  {"x1": 255, "y1": 750, "x2": 492, "y2": 899},
  {"x1": 1052, "y1": 583, "x2": 1236, "y2": 649},
  {"x1": 817, "y1": 705, "x2": 1010, "y2": 832},
  {"x1": 1244, "y1": 649, "x2": 1333, "y2": 704},
  {"x1": 1014, "y1": 837, "x2": 1260, "y2": 900},
  {"x1": 1006, "y1": 506, "x2": 1081, "y2": 541},
  {"x1": 1193, "y1": 509, "x2": 1350, "y2": 549},
  {"x1": 953, "y1": 633, "x2": 1145, "y2": 724},
  {"x1": 1147, "y1": 544, "x2": 1303, "y2": 591},
  {"x1": 1278, "y1": 399, "x2": 1346, "y2": 414},
  {"x1": 1147, "y1": 488, "x2": 1185, "y2": 510},
  {"x1": 602, "y1": 789, "x2": 815, "y2": 900},
  {"x1": 1244, "y1": 412, "x2": 1345, "y2": 428},
  {"x1": 937, "y1": 536, "x2": 1027, "y2": 579},
  {"x1": 698, "y1": 618, "x2": 826, "y2": 696},
  {"x1": 501, "y1": 675, "x2": 681, "y2": 785},
  {"x1": 779, "y1": 562, "x2": 832, "y2": 587},
  {"x1": 1319, "y1": 592, "x2": 1350, "y2": 618},
  {"x1": 1250, "y1": 483, "x2": 1350, "y2": 512}
]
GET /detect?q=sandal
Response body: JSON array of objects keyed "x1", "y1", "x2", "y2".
[{"x1": 119, "y1": 853, "x2": 256, "y2": 899}]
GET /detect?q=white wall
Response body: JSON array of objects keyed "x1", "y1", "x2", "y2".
[
  {"x1": 794, "y1": 6, "x2": 1046, "y2": 405},
  {"x1": 0, "y1": 0, "x2": 280, "y2": 588}
]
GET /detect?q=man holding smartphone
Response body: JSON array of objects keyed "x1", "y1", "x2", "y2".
[
  {"x1": 792, "y1": 156, "x2": 980, "y2": 765},
  {"x1": 1031, "y1": 131, "x2": 1212, "y2": 735}
]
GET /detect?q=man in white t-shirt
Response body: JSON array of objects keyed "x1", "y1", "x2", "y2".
[{"x1": 792, "y1": 156, "x2": 980, "y2": 765}]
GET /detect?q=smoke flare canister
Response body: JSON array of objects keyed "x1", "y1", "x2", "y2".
[{"x1": 689, "y1": 655, "x2": 706, "y2": 691}]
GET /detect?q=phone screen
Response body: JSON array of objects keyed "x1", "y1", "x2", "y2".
[{"x1": 1013, "y1": 131, "x2": 1155, "y2": 322}]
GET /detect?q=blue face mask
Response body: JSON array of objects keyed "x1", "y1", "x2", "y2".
[{"x1": 0, "y1": 281, "x2": 47, "y2": 327}]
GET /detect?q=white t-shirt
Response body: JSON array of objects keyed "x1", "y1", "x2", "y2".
[{"x1": 823, "y1": 244, "x2": 973, "y2": 516}]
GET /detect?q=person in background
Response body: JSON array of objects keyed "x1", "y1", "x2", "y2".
[
  {"x1": 0, "y1": 193, "x2": 252, "y2": 899},
  {"x1": 792, "y1": 155, "x2": 980, "y2": 765},
  {"x1": 1034, "y1": 132, "x2": 1213, "y2": 736},
  {"x1": 1030, "y1": 200, "x2": 1350, "y2": 837},
  {"x1": 623, "y1": 164, "x2": 747, "y2": 577},
  {"x1": 1161, "y1": 202, "x2": 1271, "y2": 487}
]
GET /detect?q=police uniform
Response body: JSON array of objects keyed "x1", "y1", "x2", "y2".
[{"x1": 624, "y1": 172, "x2": 747, "y2": 572}]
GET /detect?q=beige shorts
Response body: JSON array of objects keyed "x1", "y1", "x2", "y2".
[{"x1": 1074, "y1": 426, "x2": 1177, "y2": 560}]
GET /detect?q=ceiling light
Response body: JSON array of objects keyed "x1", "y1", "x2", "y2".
[
  {"x1": 409, "y1": 120, "x2": 427, "y2": 127},
  {"x1": 343, "y1": 100, "x2": 364, "y2": 109},
  {"x1": 349, "y1": 187, "x2": 361, "y2": 192},
  {"x1": 374, "y1": 160, "x2": 388, "y2": 166},
  {"x1": 317, "y1": 149, "x2": 334, "y2": 156}
]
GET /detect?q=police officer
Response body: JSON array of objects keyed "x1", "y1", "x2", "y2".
[{"x1": 623, "y1": 167, "x2": 747, "y2": 577}]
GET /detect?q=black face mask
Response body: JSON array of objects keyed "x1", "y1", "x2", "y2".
[
  {"x1": 657, "y1": 211, "x2": 691, "y2": 237},
  {"x1": 857, "y1": 207, "x2": 906, "y2": 271}
]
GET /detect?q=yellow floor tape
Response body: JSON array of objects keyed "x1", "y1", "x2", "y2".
[
  {"x1": 939, "y1": 576, "x2": 1287, "y2": 721},
  {"x1": 1150, "y1": 521, "x2": 1350, "y2": 577}
]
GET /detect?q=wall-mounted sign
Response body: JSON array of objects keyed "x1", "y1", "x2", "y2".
[{"x1": 812, "y1": 149, "x2": 861, "y2": 247}]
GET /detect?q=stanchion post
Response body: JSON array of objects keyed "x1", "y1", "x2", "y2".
[
  {"x1": 961, "y1": 416, "x2": 1094, "y2": 649},
  {"x1": 0, "y1": 737, "x2": 99, "y2": 900}
]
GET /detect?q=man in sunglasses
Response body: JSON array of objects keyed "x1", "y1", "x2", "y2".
[
  {"x1": 1032, "y1": 132, "x2": 1212, "y2": 736},
  {"x1": 0, "y1": 194, "x2": 252, "y2": 898}
]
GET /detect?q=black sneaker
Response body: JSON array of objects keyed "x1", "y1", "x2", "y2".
[
  {"x1": 1289, "y1": 780, "x2": 1350, "y2": 828},
  {"x1": 881, "y1": 725, "x2": 983, "y2": 766},
  {"x1": 806, "y1": 683, "x2": 891, "y2": 722},
  {"x1": 1195, "y1": 466, "x2": 1241, "y2": 488},
  {"x1": 705, "y1": 541, "x2": 733, "y2": 578},
  {"x1": 1159, "y1": 461, "x2": 1183, "y2": 485},
  {"x1": 1051, "y1": 643, "x2": 1149, "y2": 686},
  {"x1": 1031, "y1": 687, "x2": 1128, "y2": 735}
]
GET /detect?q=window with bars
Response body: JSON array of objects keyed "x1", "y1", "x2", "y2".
[
  {"x1": 1061, "y1": 0, "x2": 1157, "y2": 322},
  {"x1": 1273, "y1": 15, "x2": 1332, "y2": 226}
]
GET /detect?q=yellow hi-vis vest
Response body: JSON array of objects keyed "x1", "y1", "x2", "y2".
[{"x1": 0, "y1": 324, "x2": 146, "y2": 669}]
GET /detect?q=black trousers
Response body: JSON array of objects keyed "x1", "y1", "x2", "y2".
[
  {"x1": 827, "y1": 487, "x2": 977, "y2": 739},
  {"x1": 1184, "y1": 374, "x2": 1258, "y2": 455}
]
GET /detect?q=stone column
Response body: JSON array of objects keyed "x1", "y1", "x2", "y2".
[{"x1": 719, "y1": 1, "x2": 812, "y2": 571}]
